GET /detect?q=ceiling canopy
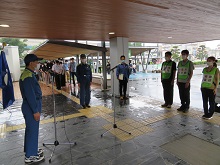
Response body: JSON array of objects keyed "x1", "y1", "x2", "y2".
[
  {"x1": 32, "y1": 40, "x2": 156, "y2": 59},
  {"x1": 1, "y1": 0, "x2": 220, "y2": 44}
]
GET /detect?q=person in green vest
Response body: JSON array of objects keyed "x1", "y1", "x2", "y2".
[
  {"x1": 161, "y1": 51, "x2": 177, "y2": 108},
  {"x1": 201, "y1": 56, "x2": 219, "y2": 119},
  {"x1": 177, "y1": 50, "x2": 194, "y2": 113}
]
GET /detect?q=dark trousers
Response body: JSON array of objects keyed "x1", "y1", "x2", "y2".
[
  {"x1": 70, "y1": 72, "x2": 76, "y2": 86},
  {"x1": 119, "y1": 80, "x2": 128, "y2": 97},
  {"x1": 61, "y1": 74, "x2": 65, "y2": 87},
  {"x1": 162, "y1": 81, "x2": 174, "y2": 105},
  {"x1": 178, "y1": 82, "x2": 190, "y2": 109},
  {"x1": 201, "y1": 88, "x2": 215, "y2": 117},
  {"x1": 80, "y1": 79, "x2": 91, "y2": 106},
  {"x1": 22, "y1": 100, "x2": 41, "y2": 157},
  {"x1": 98, "y1": 67, "x2": 102, "y2": 73},
  {"x1": 55, "y1": 74, "x2": 61, "y2": 89}
]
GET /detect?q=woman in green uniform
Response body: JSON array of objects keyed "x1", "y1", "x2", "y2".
[{"x1": 201, "y1": 56, "x2": 219, "y2": 119}]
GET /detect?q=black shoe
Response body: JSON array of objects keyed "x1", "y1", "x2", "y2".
[
  {"x1": 161, "y1": 104, "x2": 167, "y2": 107},
  {"x1": 202, "y1": 115, "x2": 208, "y2": 119},
  {"x1": 124, "y1": 96, "x2": 128, "y2": 100},
  {"x1": 177, "y1": 107, "x2": 183, "y2": 111},
  {"x1": 183, "y1": 108, "x2": 189, "y2": 113},
  {"x1": 85, "y1": 104, "x2": 91, "y2": 108},
  {"x1": 204, "y1": 114, "x2": 213, "y2": 120},
  {"x1": 81, "y1": 105, "x2": 86, "y2": 109},
  {"x1": 166, "y1": 105, "x2": 171, "y2": 108},
  {"x1": 205, "y1": 116, "x2": 213, "y2": 120}
]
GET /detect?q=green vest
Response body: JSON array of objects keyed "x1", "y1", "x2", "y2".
[
  {"x1": 201, "y1": 67, "x2": 217, "y2": 88},
  {"x1": 161, "y1": 61, "x2": 173, "y2": 79},
  {"x1": 178, "y1": 61, "x2": 190, "y2": 80}
]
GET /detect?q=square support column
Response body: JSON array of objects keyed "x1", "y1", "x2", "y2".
[{"x1": 110, "y1": 37, "x2": 129, "y2": 96}]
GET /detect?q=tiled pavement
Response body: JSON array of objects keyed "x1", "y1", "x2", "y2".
[{"x1": 1, "y1": 82, "x2": 220, "y2": 165}]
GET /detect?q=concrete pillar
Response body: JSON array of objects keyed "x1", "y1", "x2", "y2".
[
  {"x1": 3, "y1": 46, "x2": 21, "y2": 81},
  {"x1": 110, "y1": 37, "x2": 129, "y2": 96}
]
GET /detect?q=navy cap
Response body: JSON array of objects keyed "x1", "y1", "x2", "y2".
[
  {"x1": 80, "y1": 54, "x2": 86, "y2": 59},
  {"x1": 24, "y1": 54, "x2": 43, "y2": 64}
]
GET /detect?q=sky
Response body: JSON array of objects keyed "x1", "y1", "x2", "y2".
[{"x1": 204, "y1": 40, "x2": 220, "y2": 49}]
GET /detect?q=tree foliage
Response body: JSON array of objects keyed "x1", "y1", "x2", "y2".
[
  {"x1": 0, "y1": 38, "x2": 28, "y2": 58},
  {"x1": 171, "y1": 46, "x2": 181, "y2": 62},
  {"x1": 196, "y1": 45, "x2": 208, "y2": 61}
]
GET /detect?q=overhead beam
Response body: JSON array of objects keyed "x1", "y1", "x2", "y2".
[{"x1": 47, "y1": 40, "x2": 107, "y2": 52}]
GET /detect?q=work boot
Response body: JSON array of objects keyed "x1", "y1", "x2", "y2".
[
  {"x1": 166, "y1": 105, "x2": 171, "y2": 108},
  {"x1": 81, "y1": 105, "x2": 86, "y2": 109},
  {"x1": 161, "y1": 104, "x2": 167, "y2": 107},
  {"x1": 85, "y1": 104, "x2": 91, "y2": 108}
]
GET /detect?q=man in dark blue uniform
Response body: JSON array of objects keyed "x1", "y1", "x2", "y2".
[
  {"x1": 19, "y1": 54, "x2": 44, "y2": 163},
  {"x1": 76, "y1": 54, "x2": 92, "y2": 108},
  {"x1": 116, "y1": 55, "x2": 131, "y2": 100}
]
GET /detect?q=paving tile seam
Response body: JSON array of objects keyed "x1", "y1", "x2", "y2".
[
  {"x1": 102, "y1": 109, "x2": 220, "y2": 141},
  {"x1": 2, "y1": 83, "x2": 220, "y2": 142},
  {"x1": 0, "y1": 84, "x2": 114, "y2": 137},
  {"x1": 1, "y1": 108, "x2": 219, "y2": 139}
]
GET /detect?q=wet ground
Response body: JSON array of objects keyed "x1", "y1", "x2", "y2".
[
  {"x1": 1, "y1": 70, "x2": 220, "y2": 165},
  {"x1": 130, "y1": 67, "x2": 204, "y2": 109}
]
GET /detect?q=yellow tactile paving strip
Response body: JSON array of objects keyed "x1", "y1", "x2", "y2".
[
  {"x1": 102, "y1": 119, "x2": 153, "y2": 141},
  {"x1": 144, "y1": 111, "x2": 179, "y2": 124},
  {"x1": 0, "y1": 83, "x2": 112, "y2": 137},
  {"x1": 2, "y1": 83, "x2": 220, "y2": 141}
]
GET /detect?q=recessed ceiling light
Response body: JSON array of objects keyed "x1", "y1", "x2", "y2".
[
  {"x1": 168, "y1": 36, "x2": 172, "y2": 39},
  {"x1": 109, "y1": 32, "x2": 115, "y2": 35},
  {"x1": 0, "y1": 24, "x2": 10, "y2": 27}
]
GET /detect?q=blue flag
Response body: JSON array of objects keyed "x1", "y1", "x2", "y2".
[{"x1": 0, "y1": 51, "x2": 15, "y2": 109}]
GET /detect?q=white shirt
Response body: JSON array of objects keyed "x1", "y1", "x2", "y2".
[{"x1": 52, "y1": 64, "x2": 63, "y2": 74}]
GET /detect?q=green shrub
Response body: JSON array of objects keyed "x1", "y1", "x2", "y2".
[
  {"x1": 193, "y1": 61, "x2": 220, "y2": 65},
  {"x1": 193, "y1": 61, "x2": 206, "y2": 65}
]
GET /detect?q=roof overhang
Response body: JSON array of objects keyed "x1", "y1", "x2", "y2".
[
  {"x1": 32, "y1": 40, "x2": 156, "y2": 59},
  {"x1": 1, "y1": 0, "x2": 220, "y2": 43},
  {"x1": 31, "y1": 40, "x2": 107, "y2": 60}
]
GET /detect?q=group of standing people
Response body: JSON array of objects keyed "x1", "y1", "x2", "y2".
[
  {"x1": 18, "y1": 50, "x2": 219, "y2": 163},
  {"x1": 52, "y1": 58, "x2": 77, "y2": 90},
  {"x1": 36, "y1": 58, "x2": 77, "y2": 90},
  {"x1": 161, "y1": 49, "x2": 219, "y2": 120}
]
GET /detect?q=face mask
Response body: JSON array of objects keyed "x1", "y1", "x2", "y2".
[
  {"x1": 165, "y1": 57, "x2": 170, "y2": 61},
  {"x1": 182, "y1": 55, "x2": 187, "y2": 60},
  {"x1": 121, "y1": 60, "x2": 125, "y2": 63},
  {"x1": 207, "y1": 62, "x2": 213, "y2": 67},
  {"x1": 81, "y1": 59, "x2": 86, "y2": 63}
]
